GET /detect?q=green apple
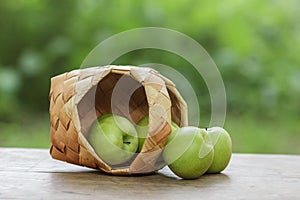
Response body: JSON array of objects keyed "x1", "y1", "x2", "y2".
[
  {"x1": 87, "y1": 114, "x2": 138, "y2": 166},
  {"x1": 206, "y1": 127, "x2": 232, "y2": 173},
  {"x1": 163, "y1": 127, "x2": 214, "y2": 179},
  {"x1": 136, "y1": 115, "x2": 179, "y2": 152}
]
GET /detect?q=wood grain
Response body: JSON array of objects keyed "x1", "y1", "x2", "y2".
[{"x1": 0, "y1": 148, "x2": 299, "y2": 199}]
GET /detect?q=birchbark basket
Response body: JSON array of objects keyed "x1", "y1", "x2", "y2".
[{"x1": 49, "y1": 65, "x2": 188, "y2": 175}]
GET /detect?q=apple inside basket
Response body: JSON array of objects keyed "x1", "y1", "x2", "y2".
[{"x1": 49, "y1": 65, "x2": 187, "y2": 175}]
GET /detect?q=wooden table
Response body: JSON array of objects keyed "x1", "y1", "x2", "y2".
[{"x1": 0, "y1": 148, "x2": 299, "y2": 199}]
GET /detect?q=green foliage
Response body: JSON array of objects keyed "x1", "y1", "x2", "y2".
[{"x1": 0, "y1": 0, "x2": 299, "y2": 153}]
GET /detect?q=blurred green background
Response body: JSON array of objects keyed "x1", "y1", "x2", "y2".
[{"x1": 0, "y1": 0, "x2": 299, "y2": 154}]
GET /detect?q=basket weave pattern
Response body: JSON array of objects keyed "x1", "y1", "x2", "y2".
[{"x1": 49, "y1": 65, "x2": 187, "y2": 175}]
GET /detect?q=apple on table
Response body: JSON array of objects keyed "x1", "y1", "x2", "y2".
[
  {"x1": 206, "y1": 127, "x2": 232, "y2": 174},
  {"x1": 163, "y1": 126, "x2": 232, "y2": 179},
  {"x1": 163, "y1": 127, "x2": 214, "y2": 179}
]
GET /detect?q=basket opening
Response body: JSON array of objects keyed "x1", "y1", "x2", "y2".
[{"x1": 77, "y1": 72, "x2": 149, "y2": 137}]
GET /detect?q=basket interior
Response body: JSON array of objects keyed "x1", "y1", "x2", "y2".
[
  {"x1": 77, "y1": 73, "x2": 148, "y2": 137},
  {"x1": 77, "y1": 71, "x2": 184, "y2": 138}
]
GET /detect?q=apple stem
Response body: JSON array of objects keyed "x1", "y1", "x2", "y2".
[{"x1": 124, "y1": 142, "x2": 131, "y2": 145}]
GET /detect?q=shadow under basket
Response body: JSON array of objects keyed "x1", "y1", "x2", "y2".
[{"x1": 49, "y1": 65, "x2": 188, "y2": 175}]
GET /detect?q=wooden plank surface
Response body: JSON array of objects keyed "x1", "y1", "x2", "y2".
[{"x1": 0, "y1": 148, "x2": 299, "y2": 200}]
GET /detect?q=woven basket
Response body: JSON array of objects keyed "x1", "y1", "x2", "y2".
[{"x1": 49, "y1": 65, "x2": 188, "y2": 175}]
